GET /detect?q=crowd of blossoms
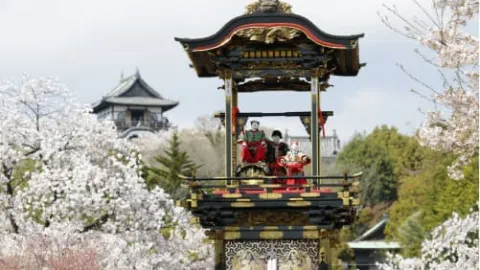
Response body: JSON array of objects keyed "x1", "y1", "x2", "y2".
[
  {"x1": 387, "y1": 0, "x2": 479, "y2": 180},
  {"x1": 378, "y1": 209, "x2": 479, "y2": 270},
  {"x1": 0, "y1": 76, "x2": 213, "y2": 269},
  {"x1": 378, "y1": 0, "x2": 479, "y2": 269}
]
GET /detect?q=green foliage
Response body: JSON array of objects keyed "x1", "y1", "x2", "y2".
[
  {"x1": 336, "y1": 227, "x2": 355, "y2": 262},
  {"x1": 337, "y1": 126, "x2": 425, "y2": 206},
  {"x1": 144, "y1": 131, "x2": 201, "y2": 200},
  {"x1": 384, "y1": 150, "x2": 441, "y2": 240},
  {"x1": 395, "y1": 211, "x2": 427, "y2": 257},
  {"x1": 11, "y1": 159, "x2": 37, "y2": 192},
  {"x1": 386, "y1": 151, "x2": 479, "y2": 257},
  {"x1": 423, "y1": 155, "x2": 479, "y2": 231}
]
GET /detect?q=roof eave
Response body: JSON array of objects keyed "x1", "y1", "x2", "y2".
[{"x1": 175, "y1": 13, "x2": 364, "y2": 51}]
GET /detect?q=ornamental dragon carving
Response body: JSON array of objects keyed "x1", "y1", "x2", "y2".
[
  {"x1": 245, "y1": 0, "x2": 292, "y2": 14},
  {"x1": 235, "y1": 27, "x2": 301, "y2": 44},
  {"x1": 240, "y1": 1, "x2": 299, "y2": 44}
]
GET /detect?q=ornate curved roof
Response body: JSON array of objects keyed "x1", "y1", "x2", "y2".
[
  {"x1": 174, "y1": 1, "x2": 365, "y2": 79},
  {"x1": 175, "y1": 13, "x2": 364, "y2": 52}
]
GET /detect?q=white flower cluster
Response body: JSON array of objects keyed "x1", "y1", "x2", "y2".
[
  {"x1": 0, "y1": 75, "x2": 213, "y2": 269},
  {"x1": 413, "y1": 0, "x2": 479, "y2": 180},
  {"x1": 378, "y1": 209, "x2": 479, "y2": 270}
]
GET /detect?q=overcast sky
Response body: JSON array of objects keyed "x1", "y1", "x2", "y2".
[{"x1": 0, "y1": 0, "x2": 443, "y2": 143}]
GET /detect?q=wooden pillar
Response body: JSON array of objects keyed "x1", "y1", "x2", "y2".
[
  {"x1": 319, "y1": 232, "x2": 332, "y2": 270},
  {"x1": 310, "y1": 70, "x2": 319, "y2": 181},
  {"x1": 224, "y1": 71, "x2": 233, "y2": 182},
  {"x1": 232, "y1": 82, "x2": 238, "y2": 183},
  {"x1": 214, "y1": 238, "x2": 226, "y2": 270},
  {"x1": 318, "y1": 89, "x2": 322, "y2": 182}
]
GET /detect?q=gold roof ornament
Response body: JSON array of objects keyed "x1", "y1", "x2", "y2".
[
  {"x1": 245, "y1": 0, "x2": 293, "y2": 14},
  {"x1": 235, "y1": 26, "x2": 300, "y2": 44}
]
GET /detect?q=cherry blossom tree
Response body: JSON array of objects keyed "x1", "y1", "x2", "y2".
[
  {"x1": 377, "y1": 208, "x2": 479, "y2": 270},
  {"x1": 380, "y1": 0, "x2": 479, "y2": 180},
  {"x1": 0, "y1": 75, "x2": 213, "y2": 269}
]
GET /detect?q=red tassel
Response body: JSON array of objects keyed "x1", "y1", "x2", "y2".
[
  {"x1": 232, "y1": 107, "x2": 239, "y2": 134},
  {"x1": 318, "y1": 108, "x2": 326, "y2": 138}
]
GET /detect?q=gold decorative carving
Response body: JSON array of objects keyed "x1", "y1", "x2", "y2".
[
  {"x1": 241, "y1": 49, "x2": 301, "y2": 59},
  {"x1": 236, "y1": 211, "x2": 309, "y2": 226},
  {"x1": 235, "y1": 27, "x2": 300, "y2": 44},
  {"x1": 279, "y1": 249, "x2": 313, "y2": 270},
  {"x1": 259, "y1": 231, "x2": 284, "y2": 239},
  {"x1": 238, "y1": 61, "x2": 302, "y2": 71},
  {"x1": 238, "y1": 166, "x2": 266, "y2": 186},
  {"x1": 245, "y1": 0, "x2": 292, "y2": 14},
  {"x1": 232, "y1": 249, "x2": 264, "y2": 269}
]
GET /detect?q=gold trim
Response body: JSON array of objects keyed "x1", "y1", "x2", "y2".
[
  {"x1": 289, "y1": 198, "x2": 304, "y2": 201},
  {"x1": 287, "y1": 201, "x2": 312, "y2": 207},
  {"x1": 259, "y1": 184, "x2": 281, "y2": 188},
  {"x1": 224, "y1": 231, "x2": 241, "y2": 240},
  {"x1": 259, "y1": 193, "x2": 282, "y2": 200},
  {"x1": 303, "y1": 226, "x2": 318, "y2": 230},
  {"x1": 264, "y1": 226, "x2": 280, "y2": 230},
  {"x1": 231, "y1": 202, "x2": 255, "y2": 208},
  {"x1": 301, "y1": 192, "x2": 320, "y2": 198},
  {"x1": 259, "y1": 231, "x2": 284, "y2": 239},
  {"x1": 236, "y1": 198, "x2": 251, "y2": 202},
  {"x1": 303, "y1": 230, "x2": 319, "y2": 239},
  {"x1": 189, "y1": 199, "x2": 198, "y2": 208},
  {"x1": 222, "y1": 193, "x2": 242, "y2": 198},
  {"x1": 224, "y1": 226, "x2": 240, "y2": 231},
  {"x1": 190, "y1": 217, "x2": 200, "y2": 224},
  {"x1": 351, "y1": 198, "x2": 360, "y2": 205}
]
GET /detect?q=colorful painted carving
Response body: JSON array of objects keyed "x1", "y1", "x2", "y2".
[
  {"x1": 279, "y1": 249, "x2": 313, "y2": 270},
  {"x1": 232, "y1": 249, "x2": 265, "y2": 270}
]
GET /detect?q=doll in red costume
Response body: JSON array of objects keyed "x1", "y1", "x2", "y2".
[
  {"x1": 238, "y1": 120, "x2": 267, "y2": 163},
  {"x1": 278, "y1": 141, "x2": 311, "y2": 186}
]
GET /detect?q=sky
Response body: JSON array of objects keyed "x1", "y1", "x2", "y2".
[{"x1": 0, "y1": 0, "x2": 443, "y2": 143}]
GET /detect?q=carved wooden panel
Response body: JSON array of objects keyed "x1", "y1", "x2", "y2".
[{"x1": 226, "y1": 240, "x2": 318, "y2": 269}]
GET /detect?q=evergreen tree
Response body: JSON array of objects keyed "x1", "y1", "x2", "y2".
[{"x1": 144, "y1": 131, "x2": 201, "y2": 200}]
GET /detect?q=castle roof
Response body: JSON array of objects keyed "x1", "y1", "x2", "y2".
[{"x1": 92, "y1": 69, "x2": 179, "y2": 112}]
